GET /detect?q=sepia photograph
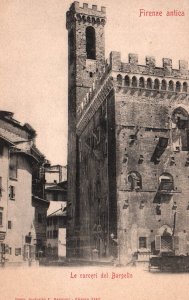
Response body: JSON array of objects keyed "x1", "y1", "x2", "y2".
[{"x1": 0, "y1": 0, "x2": 189, "y2": 299}]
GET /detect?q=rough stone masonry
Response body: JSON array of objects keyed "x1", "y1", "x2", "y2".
[{"x1": 66, "y1": 1, "x2": 189, "y2": 265}]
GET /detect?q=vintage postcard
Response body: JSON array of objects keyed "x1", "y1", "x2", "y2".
[{"x1": 0, "y1": 0, "x2": 189, "y2": 300}]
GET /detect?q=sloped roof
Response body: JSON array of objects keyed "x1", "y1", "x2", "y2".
[{"x1": 47, "y1": 201, "x2": 67, "y2": 217}]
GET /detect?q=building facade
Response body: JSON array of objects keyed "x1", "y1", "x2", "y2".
[
  {"x1": 46, "y1": 201, "x2": 67, "y2": 259},
  {"x1": 45, "y1": 167, "x2": 67, "y2": 260},
  {"x1": 44, "y1": 164, "x2": 67, "y2": 188},
  {"x1": 0, "y1": 111, "x2": 48, "y2": 265},
  {"x1": 66, "y1": 2, "x2": 189, "y2": 265}
]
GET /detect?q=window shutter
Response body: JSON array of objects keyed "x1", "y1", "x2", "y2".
[
  {"x1": 173, "y1": 236, "x2": 179, "y2": 251},
  {"x1": 13, "y1": 186, "x2": 15, "y2": 198},
  {"x1": 155, "y1": 235, "x2": 161, "y2": 251}
]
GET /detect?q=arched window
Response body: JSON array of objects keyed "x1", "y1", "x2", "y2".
[
  {"x1": 183, "y1": 82, "x2": 188, "y2": 93},
  {"x1": 175, "y1": 81, "x2": 181, "y2": 92},
  {"x1": 172, "y1": 107, "x2": 189, "y2": 151},
  {"x1": 117, "y1": 74, "x2": 122, "y2": 85},
  {"x1": 168, "y1": 80, "x2": 174, "y2": 91},
  {"x1": 132, "y1": 76, "x2": 137, "y2": 87},
  {"x1": 125, "y1": 75, "x2": 130, "y2": 87},
  {"x1": 86, "y1": 26, "x2": 96, "y2": 60},
  {"x1": 159, "y1": 173, "x2": 174, "y2": 191},
  {"x1": 146, "y1": 78, "x2": 152, "y2": 89},
  {"x1": 161, "y1": 80, "x2": 167, "y2": 90},
  {"x1": 128, "y1": 171, "x2": 142, "y2": 191},
  {"x1": 154, "y1": 79, "x2": 160, "y2": 90},
  {"x1": 139, "y1": 77, "x2": 145, "y2": 88}
]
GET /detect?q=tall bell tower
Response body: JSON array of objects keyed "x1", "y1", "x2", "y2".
[{"x1": 66, "y1": 2, "x2": 106, "y2": 256}]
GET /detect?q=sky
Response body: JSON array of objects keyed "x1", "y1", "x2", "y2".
[{"x1": 0, "y1": 0, "x2": 188, "y2": 166}]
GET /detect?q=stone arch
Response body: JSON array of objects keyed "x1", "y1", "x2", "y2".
[
  {"x1": 96, "y1": 18, "x2": 100, "y2": 25},
  {"x1": 124, "y1": 75, "x2": 130, "y2": 87},
  {"x1": 139, "y1": 77, "x2": 145, "y2": 88},
  {"x1": 132, "y1": 76, "x2": 137, "y2": 87},
  {"x1": 161, "y1": 79, "x2": 167, "y2": 90},
  {"x1": 154, "y1": 78, "x2": 160, "y2": 90},
  {"x1": 168, "y1": 80, "x2": 174, "y2": 91},
  {"x1": 158, "y1": 224, "x2": 172, "y2": 236},
  {"x1": 117, "y1": 74, "x2": 122, "y2": 85},
  {"x1": 183, "y1": 82, "x2": 188, "y2": 93},
  {"x1": 82, "y1": 15, "x2": 87, "y2": 22},
  {"x1": 146, "y1": 78, "x2": 152, "y2": 89},
  {"x1": 175, "y1": 81, "x2": 181, "y2": 92}
]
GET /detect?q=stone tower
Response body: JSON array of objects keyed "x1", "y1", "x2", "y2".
[
  {"x1": 66, "y1": 2, "x2": 189, "y2": 265},
  {"x1": 66, "y1": 2, "x2": 106, "y2": 256}
]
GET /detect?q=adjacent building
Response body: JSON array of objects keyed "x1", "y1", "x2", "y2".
[
  {"x1": 66, "y1": 2, "x2": 189, "y2": 265},
  {"x1": 45, "y1": 169, "x2": 67, "y2": 260},
  {"x1": 0, "y1": 111, "x2": 48, "y2": 265},
  {"x1": 44, "y1": 164, "x2": 67, "y2": 188},
  {"x1": 46, "y1": 201, "x2": 67, "y2": 259}
]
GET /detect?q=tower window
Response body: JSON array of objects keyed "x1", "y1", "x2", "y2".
[{"x1": 86, "y1": 26, "x2": 96, "y2": 60}]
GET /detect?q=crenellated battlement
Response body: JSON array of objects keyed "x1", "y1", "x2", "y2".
[
  {"x1": 66, "y1": 2, "x2": 106, "y2": 32},
  {"x1": 110, "y1": 51, "x2": 189, "y2": 79},
  {"x1": 70, "y1": 1, "x2": 106, "y2": 15},
  {"x1": 77, "y1": 52, "x2": 189, "y2": 121}
]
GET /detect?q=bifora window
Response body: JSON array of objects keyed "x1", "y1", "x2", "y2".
[{"x1": 86, "y1": 26, "x2": 96, "y2": 60}]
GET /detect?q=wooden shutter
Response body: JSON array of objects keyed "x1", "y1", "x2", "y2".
[{"x1": 155, "y1": 235, "x2": 161, "y2": 251}]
